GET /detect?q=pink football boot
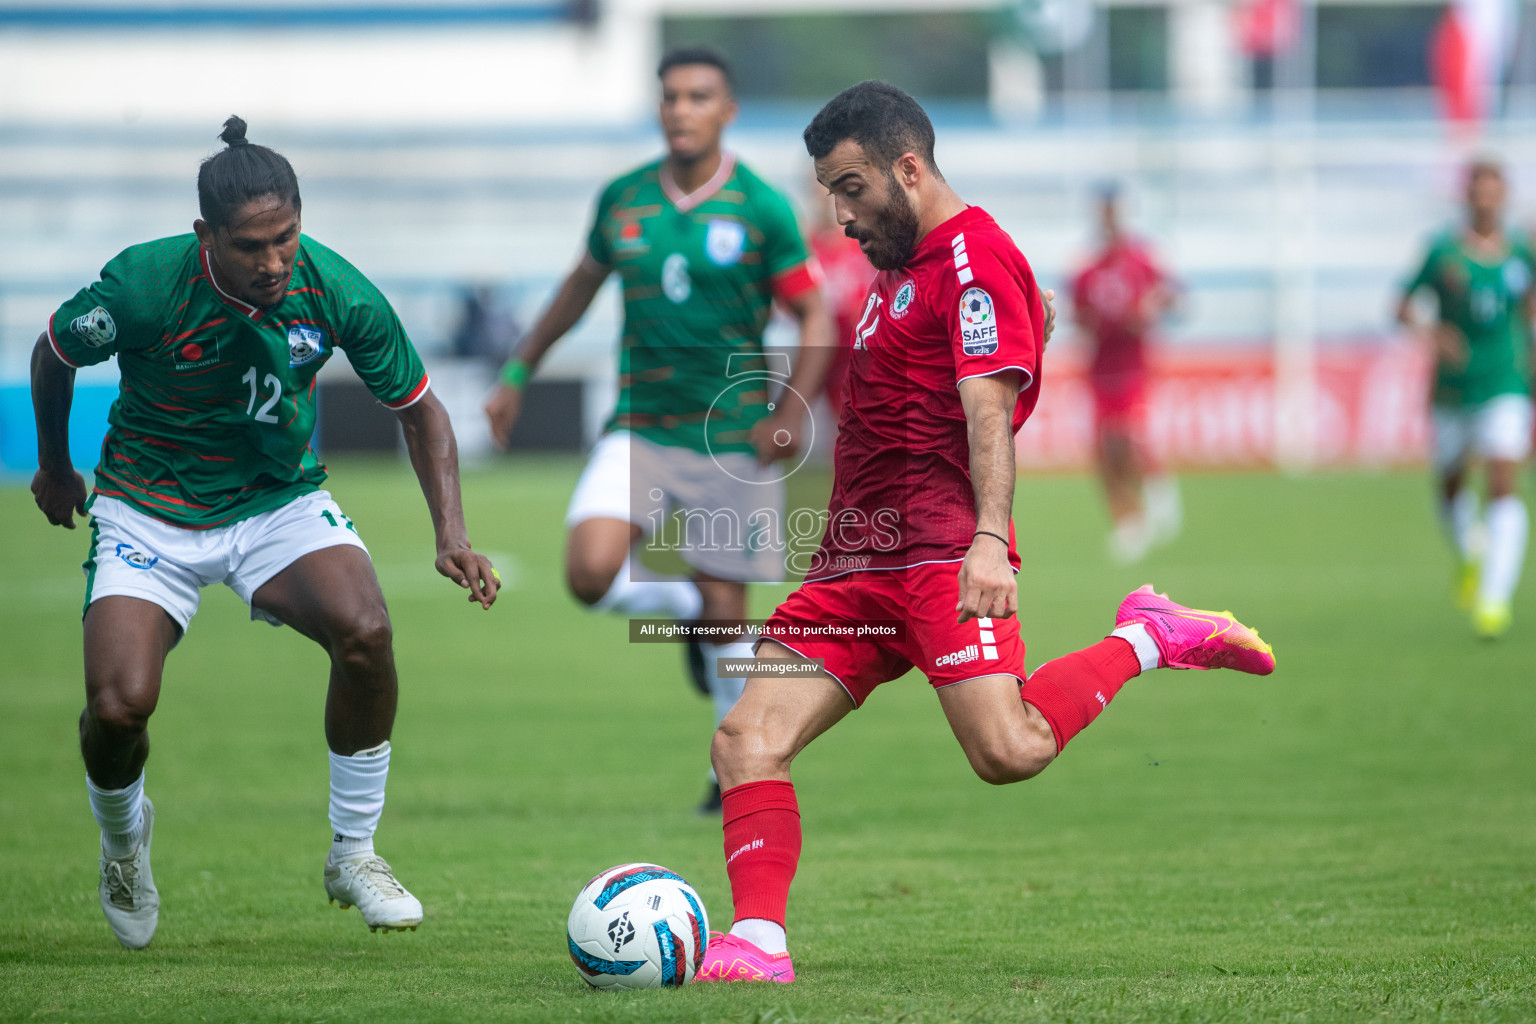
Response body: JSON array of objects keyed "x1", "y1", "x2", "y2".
[
  {"x1": 1116, "y1": 584, "x2": 1275, "y2": 675},
  {"x1": 693, "y1": 932, "x2": 795, "y2": 983}
]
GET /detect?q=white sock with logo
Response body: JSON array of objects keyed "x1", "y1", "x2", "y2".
[
  {"x1": 593, "y1": 555, "x2": 704, "y2": 621},
  {"x1": 329, "y1": 741, "x2": 389, "y2": 860},
  {"x1": 730, "y1": 917, "x2": 788, "y2": 955},
  {"x1": 1479, "y1": 496, "x2": 1528, "y2": 605},
  {"x1": 88, "y1": 771, "x2": 146, "y2": 858},
  {"x1": 703, "y1": 639, "x2": 756, "y2": 726},
  {"x1": 1110, "y1": 622, "x2": 1160, "y2": 673}
]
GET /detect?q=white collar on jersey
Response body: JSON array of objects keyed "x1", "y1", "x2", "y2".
[{"x1": 660, "y1": 151, "x2": 736, "y2": 214}]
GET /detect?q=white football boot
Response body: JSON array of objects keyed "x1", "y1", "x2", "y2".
[
  {"x1": 324, "y1": 850, "x2": 422, "y2": 932},
  {"x1": 99, "y1": 798, "x2": 159, "y2": 949}
]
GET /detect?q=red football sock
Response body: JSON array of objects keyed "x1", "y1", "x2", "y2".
[
  {"x1": 1019, "y1": 637, "x2": 1141, "y2": 752},
  {"x1": 721, "y1": 780, "x2": 801, "y2": 927}
]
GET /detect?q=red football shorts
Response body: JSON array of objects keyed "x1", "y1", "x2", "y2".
[
  {"x1": 757, "y1": 561, "x2": 1027, "y2": 707},
  {"x1": 1090, "y1": 371, "x2": 1149, "y2": 438}
]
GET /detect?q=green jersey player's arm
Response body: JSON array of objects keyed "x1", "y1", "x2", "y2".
[
  {"x1": 28, "y1": 254, "x2": 149, "y2": 529},
  {"x1": 1395, "y1": 243, "x2": 1438, "y2": 328},
  {"x1": 326, "y1": 251, "x2": 500, "y2": 609},
  {"x1": 751, "y1": 280, "x2": 836, "y2": 467},
  {"x1": 484, "y1": 254, "x2": 610, "y2": 448},
  {"x1": 747, "y1": 186, "x2": 838, "y2": 465},
  {"x1": 394, "y1": 390, "x2": 498, "y2": 609},
  {"x1": 29, "y1": 333, "x2": 89, "y2": 528},
  {"x1": 1396, "y1": 240, "x2": 1467, "y2": 369}
]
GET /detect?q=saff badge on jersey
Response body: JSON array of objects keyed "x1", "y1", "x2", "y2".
[
  {"x1": 705, "y1": 218, "x2": 747, "y2": 266},
  {"x1": 958, "y1": 287, "x2": 999, "y2": 356},
  {"x1": 70, "y1": 306, "x2": 117, "y2": 348},
  {"x1": 287, "y1": 324, "x2": 327, "y2": 367}
]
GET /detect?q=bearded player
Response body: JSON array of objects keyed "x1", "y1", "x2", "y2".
[
  {"x1": 693, "y1": 83, "x2": 1276, "y2": 983},
  {"x1": 1070, "y1": 184, "x2": 1181, "y2": 563},
  {"x1": 484, "y1": 48, "x2": 834, "y2": 813},
  {"x1": 31, "y1": 118, "x2": 499, "y2": 949},
  {"x1": 1397, "y1": 158, "x2": 1535, "y2": 638}
]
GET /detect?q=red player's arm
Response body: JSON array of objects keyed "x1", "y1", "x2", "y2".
[{"x1": 955, "y1": 370, "x2": 1023, "y2": 623}]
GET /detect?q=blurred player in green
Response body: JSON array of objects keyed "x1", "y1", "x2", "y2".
[
  {"x1": 484, "y1": 48, "x2": 834, "y2": 812},
  {"x1": 31, "y1": 117, "x2": 499, "y2": 948},
  {"x1": 1397, "y1": 158, "x2": 1536, "y2": 638}
]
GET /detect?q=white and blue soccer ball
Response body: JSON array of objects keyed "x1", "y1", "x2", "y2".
[{"x1": 566, "y1": 863, "x2": 709, "y2": 990}]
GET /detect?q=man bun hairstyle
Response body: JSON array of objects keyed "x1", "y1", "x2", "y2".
[
  {"x1": 803, "y1": 81, "x2": 938, "y2": 175},
  {"x1": 197, "y1": 115, "x2": 302, "y2": 229},
  {"x1": 657, "y1": 45, "x2": 734, "y2": 93}
]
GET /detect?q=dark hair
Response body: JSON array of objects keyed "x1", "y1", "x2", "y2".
[
  {"x1": 1467, "y1": 156, "x2": 1504, "y2": 182},
  {"x1": 196, "y1": 116, "x2": 301, "y2": 229},
  {"x1": 657, "y1": 46, "x2": 733, "y2": 92},
  {"x1": 803, "y1": 81, "x2": 938, "y2": 173}
]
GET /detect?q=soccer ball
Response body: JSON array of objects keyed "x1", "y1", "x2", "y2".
[{"x1": 566, "y1": 863, "x2": 710, "y2": 990}]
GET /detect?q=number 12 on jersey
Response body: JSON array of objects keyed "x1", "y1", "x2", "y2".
[{"x1": 242, "y1": 366, "x2": 281, "y2": 424}]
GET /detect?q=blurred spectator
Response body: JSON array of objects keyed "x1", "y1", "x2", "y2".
[{"x1": 451, "y1": 284, "x2": 520, "y2": 364}]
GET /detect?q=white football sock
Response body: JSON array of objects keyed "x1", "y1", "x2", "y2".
[
  {"x1": 730, "y1": 917, "x2": 787, "y2": 955},
  {"x1": 593, "y1": 554, "x2": 704, "y2": 620},
  {"x1": 1144, "y1": 474, "x2": 1183, "y2": 544},
  {"x1": 1110, "y1": 622, "x2": 1160, "y2": 674},
  {"x1": 703, "y1": 639, "x2": 755, "y2": 727},
  {"x1": 88, "y1": 771, "x2": 146, "y2": 858},
  {"x1": 1108, "y1": 515, "x2": 1152, "y2": 565},
  {"x1": 1440, "y1": 488, "x2": 1480, "y2": 563},
  {"x1": 1478, "y1": 496, "x2": 1528, "y2": 605},
  {"x1": 329, "y1": 740, "x2": 389, "y2": 858}
]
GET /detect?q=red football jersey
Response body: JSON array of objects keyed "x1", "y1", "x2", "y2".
[
  {"x1": 805, "y1": 206, "x2": 1043, "y2": 582},
  {"x1": 1070, "y1": 240, "x2": 1167, "y2": 381}
]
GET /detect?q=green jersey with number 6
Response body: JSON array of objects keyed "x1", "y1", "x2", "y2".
[
  {"x1": 585, "y1": 154, "x2": 818, "y2": 455},
  {"x1": 48, "y1": 234, "x2": 428, "y2": 529},
  {"x1": 1405, "y1": 229, "x2": 1536, "y2": 408}
]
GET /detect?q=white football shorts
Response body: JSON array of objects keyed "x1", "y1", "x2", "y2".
[
  {"x1": 83, "y1": 490, "x2": 369, "y2": 636},
  {"x1": 565, "y1": 430, "x2": 785, "y2": 582},
  {"x1": 1432, "y1": 393, "x2": 1534, "y2": 474}
]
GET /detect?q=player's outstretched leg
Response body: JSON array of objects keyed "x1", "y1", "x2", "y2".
[
  {"x1": 252, "y1": 546, "x2": 422, "y2": 933},
  {"x1": 1012, "y1": 585, "x2": 1272, "y2": 762},
  {"x1": 1113, "y1": 584, "x2": 1275, "y2": 673}
]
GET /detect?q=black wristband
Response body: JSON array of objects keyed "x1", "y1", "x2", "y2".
[{"x1": 973, "y1": 530, "x2": 1009, "y2": 546}]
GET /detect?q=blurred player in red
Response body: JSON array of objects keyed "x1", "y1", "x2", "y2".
[
  {"x1": 693, "y1": 82, "x2": 1276, "y2": 984},
  {"x1": 806, "y1": 184, "x2": 874, "y2": 414},
  {"x1": 1070, "y1": 184, "x2": 1181, "y2": 563}
]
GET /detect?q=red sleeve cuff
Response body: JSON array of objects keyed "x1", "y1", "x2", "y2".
[
  {"x1": 771, "y1": 260, "x2": 821, "y2": 304},
  {"x1": 46, "y1": 315, "x2": 81, "y2": 369},
  {"x1": 382, "y1": 374, "x2": 430, "y2": 410}
]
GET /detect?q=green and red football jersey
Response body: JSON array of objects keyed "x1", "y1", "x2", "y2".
[
  {"x1": 585, "y1": 154, "x2": 817, "y2": 454},
  {"x1": 49, "y1": 234, "x2": 428, "y2": 528}
]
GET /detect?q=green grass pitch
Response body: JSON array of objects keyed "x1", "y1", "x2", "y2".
[{"x1": 2, "y1": 458, "x2": 1534, "y2": 1023}]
